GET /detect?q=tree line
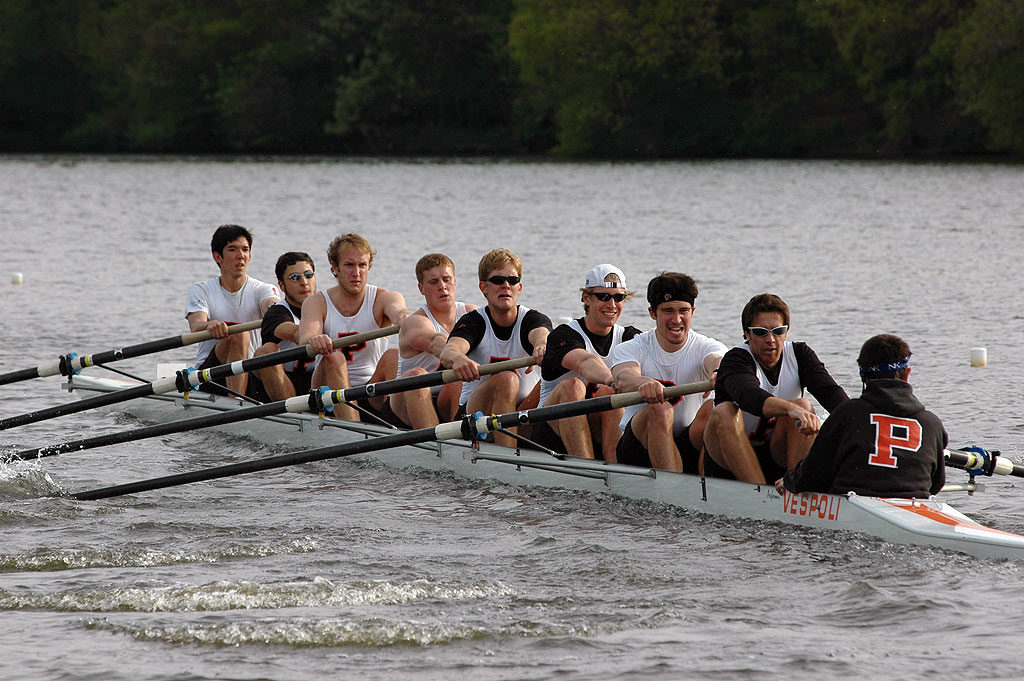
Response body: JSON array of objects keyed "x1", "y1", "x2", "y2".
[{"x1": 1, "y1": 0, "x2": 1021, "y2": 157}]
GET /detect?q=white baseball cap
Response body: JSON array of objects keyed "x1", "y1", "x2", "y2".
[{"x1": 583, "y1": 264, "x2": 627, "y2": 289}]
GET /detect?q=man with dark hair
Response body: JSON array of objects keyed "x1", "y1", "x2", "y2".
[
  {"x1": 388, "y1": 253, "x2": 478, "y2": 428},
  {"x1": 440, "y1": 248, "x2": 552, "y2": 447},
  {"x1": 609, "y1": 272, "x2": 726, "y2": 473},
  {"x1": 534, "y1": 264, "x2": 642, "y2": 460},
  {"x1": 778, "y1": 334, "x2": 947, "y2": 498},
  {"x1": 704, "y1": 293, "x2": 848, "y2": 484},
  {"x1": 185, "y1": 224, "x2": 279, "y2": 397},
  {"x1": 252, "y1": 252, "x2": 318, "y2": 402}
]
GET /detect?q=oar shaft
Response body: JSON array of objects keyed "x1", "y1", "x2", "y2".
[
  {"x1": 0, "y1": 321, "x2": 261, "y2": 386},
  {"x1": 15, "y1": 355, "x2": 529, "y2": 460},
  {"x1": 69, "y1": 380, "x2": 710, "y2": 500},
  {"x1": 0, "y1": 325, "x2": 398, "y2": 432},
  {"x1": 73, "y1": 426, "x2": 441, "y2": 500}
]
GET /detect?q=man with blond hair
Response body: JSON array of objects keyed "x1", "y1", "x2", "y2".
[
  {"x1": 298, "y1": 233, "x2": 409, "y2": 422},
  {"x1": 441, "y1": 248, "x2": 552, "y2": 447},
  {"x1": 534, "y1": 264, "x2": 642, "y2": 460},
  {"x1": 387, "y1": 253, "x2": 478, "y2": 428}
]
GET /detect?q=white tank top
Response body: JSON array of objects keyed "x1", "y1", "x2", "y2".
[
  {"x1": 459, "y1": 306, "x2": 538, "y2": 407},
  {"x1": 398, "y1": 302, "x2": 467, "y2": 395},
  {"x1": 185, "y1": 276, "x2": 279, "y2": 366},
  {"x1": 738, "y1": 341, "x2": 803, "y2": 444},
  {"x1": 316, "y1": 285, "x2": 387, "y2": 387},
  {"x1": 539, "y1": 319, "x2": 625, "y2": 407}
]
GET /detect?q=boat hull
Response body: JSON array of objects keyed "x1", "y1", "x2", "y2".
[{"x1": 64, "y1": 375, "x2": 1024, "y2": 560}]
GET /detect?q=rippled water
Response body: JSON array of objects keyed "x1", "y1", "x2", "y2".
[{"x1": 1, "y1": 157, "x2": 1023, "y2": 680}]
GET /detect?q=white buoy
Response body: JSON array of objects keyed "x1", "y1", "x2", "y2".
[
  {"x1": 970, "y1": 347, "x2": 987, "y2": 367},
  {"x1": 11, "y1": 272, "x2": 23, "y2": 285}
]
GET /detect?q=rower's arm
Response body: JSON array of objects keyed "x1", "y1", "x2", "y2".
[
  {"x1": 259, "y1": 295, "x2": 280, "y2": 316},
  {"x1": 563, "y1": 348, "x2": 613, "y2": 386},
  {"x1": 297, "y1": 294, "x2": 333, "y2": 355},
  {"x1": 612, "y1": 362, "x2": 664, "y2": 403},
  {"x1": 400, "y1": 313, "x2": 447, "y2": 358},
  {"x1": 377, "y1": 288, "x2": 411, "y2": 326},
  {"x1": 761, "y1": 396, "x2": 820, "y2": 436},
  {"x1": 440, "y1": 336, "x2": 479, "y2": 381},
  {"x1": 187, "y1": 311, "x2": 229, "y2": 339},
  {"x1": 527, "y1": 326, "x2": 550, "y2": 369}
]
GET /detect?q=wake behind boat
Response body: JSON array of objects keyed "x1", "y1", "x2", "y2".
[{"x1": 57, "y1": 371, "x2": 1024, "y2": 561}]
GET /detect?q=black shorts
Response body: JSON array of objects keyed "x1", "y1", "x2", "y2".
[
  {"x1": 286, "y1": 370, "x2": 313, "y2": 396},
  {"x1": 615, "y1": 418, "x2": 700, "y2": 474},
  {"x1": 365, "y1": 397, "x2": 407, "y2": 429},
  {"x1": 703, "y1": 440, "x2": 786, "y2": 482},
  {"x1": 530, "y1": 421, "x2": 567, "y2": 454}
]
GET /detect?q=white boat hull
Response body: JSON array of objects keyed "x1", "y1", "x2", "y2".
[{"x1": 64, "y1": 374, "x2": 1024, "y2": 560}]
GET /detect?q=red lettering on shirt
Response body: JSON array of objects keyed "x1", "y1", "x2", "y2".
[
  {"x1": 868, "y1": 414, "x2": 922, "y2": 468},
  {"x1": 336, "y1": 332, "x2": 367, "y2": 363},
  {"x1": 655, "y1": 379, "x2": 681, "y2": 406}
]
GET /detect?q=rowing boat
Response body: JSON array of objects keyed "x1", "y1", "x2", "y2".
[{"x1": 61, "y1": 372, "x2": 1024, "y2": 561}]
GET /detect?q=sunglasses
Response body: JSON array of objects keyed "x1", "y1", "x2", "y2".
[
  {"x1": 486, "y1": 275, "x2": 521, "y2": 286},
  {"x1": 286, "y1": 270, "x2": 315, "y2": 282},
  {"x1": 747, "y1": 325, "x2": 788, "y2": 337},
  {"x1": 589, "y1": 292, "x2": 626, "y2": 302}
]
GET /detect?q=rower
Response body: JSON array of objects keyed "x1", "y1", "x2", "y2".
[
  {"x1": 386, "y1": 253, "x2": 478, "y2": 428},
  {"x1": 250, "y1": 252, "x2": 318, "y2": 402},
  {"x1": 777, "y1": 334, "x2": 948, "y2": 498},
  {"x1": 704, "y1": 293, "x2": 848, "y2": 484},
  {"x1": 609, "y1": 272, "x2": 726, "y2": 473},
  {"x1": 185, "y1": 224, "x2": 280, "y2": 398},
  {"x1": 440, "y1": 248, "x2": 552, "y2": 447},
  {"x1": 297, "y1": 233, "x2": 410, "y2": 422},
  {"x1": 532, "y1": 264, "x2": 642, "y2": 461}
]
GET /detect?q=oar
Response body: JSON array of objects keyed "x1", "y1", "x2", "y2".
[
  {"x1": 0, "y1": 326, "x2": 398, "y2": 431},
  {"x1": 70, "y1": 380, "x2": 711, "y2": 500},
  {"x1": 945, "y1": 447, "x2": 1024, "y2": 478},
  {"x1": 0, "y1": 321, "x2": 262, "y2": 386},
  {"x1": 12, "y1": 356, "x2": 535, "y2": 461}
]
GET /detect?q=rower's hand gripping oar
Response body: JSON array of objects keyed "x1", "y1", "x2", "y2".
[
  {"x1": 12, "y1": 356, "x2": 535, "y2": 461},
  {"x1": 945, "y1": 447, "x2": 1024, "y2": 478},
  {"x1": 0, "y1": 326, "x2": 398, "y2": 431},
  {"x1": 70, "y1": 380, "x2": 711, "y2": 500},
  {"x1": 0, "y1": 320, "x2": 262, "y2": 387}
]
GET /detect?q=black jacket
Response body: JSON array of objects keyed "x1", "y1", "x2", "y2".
[{"x1": 783, "y1": 379, "x2": 947, "y2": 498}]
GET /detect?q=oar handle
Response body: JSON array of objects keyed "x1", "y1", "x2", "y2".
[
  {"x1": 945, "y1": 448, "x2": 1024, "y2": 478},
  {"x1": 441, "y1": 356, "x2": 536, "y2": 383},
  {"x1": 329, "y1": 325, "x2": 399, "y2": 353},
  {"x1": 179, "y1": 320, "x2": 261, "y2": 346}
]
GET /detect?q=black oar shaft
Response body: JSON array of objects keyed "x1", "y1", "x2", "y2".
[
  {"x1": 14, "y1": 356, "x2": 532, "y2": 460},
  {"x1": 69, "y1": 380, "x2": 710, "y2": 500},
  {"x1": 0, "y1": 321, "x2": 261, "y2": 386},
  {"x1": 0, "y1": 326, "x2": 397, "y2": 432},
  {"x1": 73, "y1": 426, "x2": 443, "y2": 500},
  {"x1": 0, "y1": 384, "x2": 157, "y2": 431}
]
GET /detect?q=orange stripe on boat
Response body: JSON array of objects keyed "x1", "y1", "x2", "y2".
[{"x1": 882, "y1": 499, "x2": 1022, "y2": 537}]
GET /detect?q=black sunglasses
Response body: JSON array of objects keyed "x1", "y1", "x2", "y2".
[
  {"x1": 487, "y1": 275, "x2": 521, "y2": 286},
  {"x1": 286, "y1": 270, "x2": 315, "y2": 281},
  {"x1": 747, "y1": 325, "x2": 788, "y2": 337},
  {"x1": 589, "y1": 292, "x2": 626, "y2": 302}
]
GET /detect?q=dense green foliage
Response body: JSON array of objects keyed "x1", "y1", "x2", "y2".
[{"x1": 0, "y1": 0, "x2": 1020, "y2": 156}]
